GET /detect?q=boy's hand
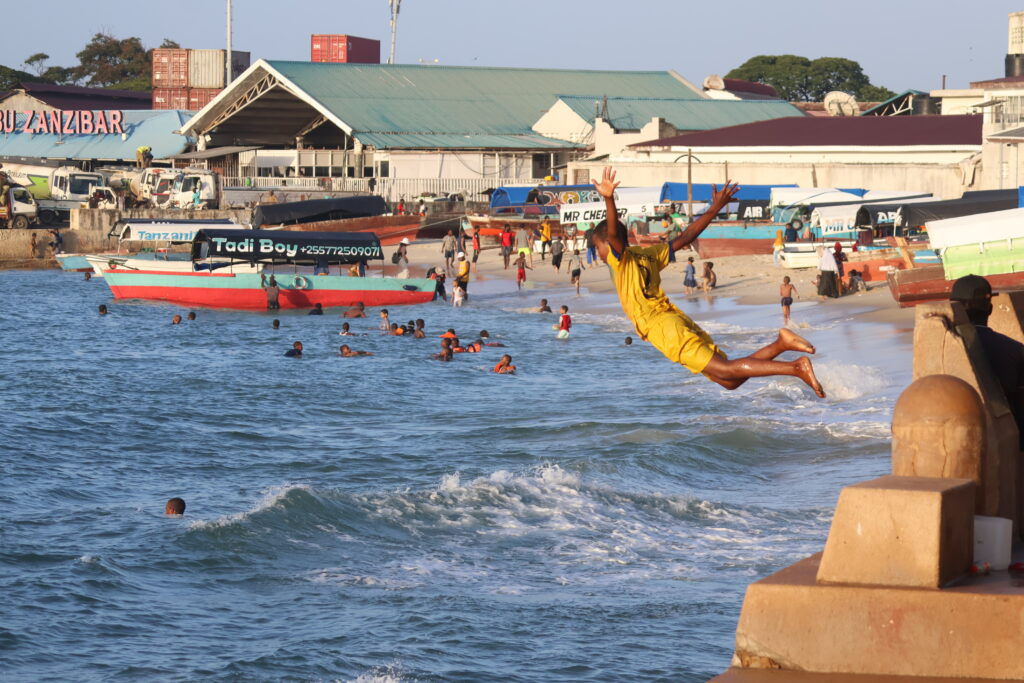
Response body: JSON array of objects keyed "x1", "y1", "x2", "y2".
[
  {"x1": 710, "y1": 181, "x2": 740, "y2": 208},
  {"x1": 592, "y1": 166, "x2": 620, "y2": 199}
]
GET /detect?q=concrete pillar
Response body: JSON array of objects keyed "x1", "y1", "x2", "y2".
[
  {"x1": 912, "y1": 302, "x2": 1020, "y2": 529},
  {"x1": 892, "y1": 375, "x2": 985, "y2": 493}
]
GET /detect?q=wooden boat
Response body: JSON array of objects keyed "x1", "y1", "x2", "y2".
[
  {"x1": 886, "y1": 208, "x2": 1024, "y2": 306},
  {"x1": 100, "y1": 228, "x2": 435, "y2": 310},
  {"x1": 285, "y1": 214, "x2": 423, "y2": 246}
]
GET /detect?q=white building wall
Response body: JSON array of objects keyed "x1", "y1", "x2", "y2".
[
  {"x1": 387, "y1": 151, "x2": 539, "y2": 180},
  {"x1": 593, "y1": 117, "x2": 680, "y2": 157},
  {"x1": 621, "y1": 146, "x2": 979, "y2": 167},
  {"x1": 532, "y1": 99, "x2": 593, "y2": 144}
]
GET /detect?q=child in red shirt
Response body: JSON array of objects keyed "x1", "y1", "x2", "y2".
[
  {"x1": 555, "y1": 305, "x2": 571, "y2": 339},
  {"x1": 515, "y1": 252, "x2": 532, "y2": 290}
]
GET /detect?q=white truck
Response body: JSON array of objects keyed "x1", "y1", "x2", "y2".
[
  {"x1": 1, "y1": 163, "x2": 105, "y2": 202},
  {"x1": 0, "y1": 185, "x2": 40, "y2": 229}
]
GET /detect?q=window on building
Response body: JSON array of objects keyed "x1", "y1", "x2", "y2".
[
  {"x1": 378, "y1": 161, "x2": 390, "y2": 178},
  {"x1": 314, "y1": 166, "x2": 329, "y2": 177},
  {"x1": 330, "y1": 167, "x2": 344, "y2": 177}
]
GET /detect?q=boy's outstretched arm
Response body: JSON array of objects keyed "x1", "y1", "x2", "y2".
[
  {"x1": 669, "y1": 181, "x2": 740, "y2": 253},
  {"x1": 592, "y1": 166, "x2": 624, "y2": 255}
]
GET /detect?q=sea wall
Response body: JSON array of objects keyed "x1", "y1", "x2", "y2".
[
  {"x1": 70, "y1": 208, "x2": 253, "y2": 233},
  {"x1": 0, "y1": 228, "x2": 111, "y2": 268}
]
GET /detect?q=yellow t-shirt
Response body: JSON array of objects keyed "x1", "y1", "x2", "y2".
[
  {"x1": 605, "y1": 244, "x2": 720, "y2": 373},
  {"x1": 540, "y1": 221, "x2": 552, "y2": 241},
  {"x1": 457, "y1": 260, "x2": 470, "y2": 281}
]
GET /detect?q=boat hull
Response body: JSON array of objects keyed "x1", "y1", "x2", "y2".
[
  {"x1": 886, "y1": 266, "x2": 1024, "y2": 307},
  {"x1": 55, "y1": 254, "x2": 95, "y2": 272},
  {"x1": 102, "y1": 270, "x2": 437, "y2": 310}
]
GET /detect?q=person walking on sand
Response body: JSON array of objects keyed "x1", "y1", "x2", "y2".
[
  {"x1": 772, "y1": 229, "x2": 784, "y2": 267},
  {"x1": 589, "y1": 166, "x2": 825, "y2": 397},
  {"x1": 567, "y1": 249, "x2": 583, "y2": 296},
  {"x1": 700, "y1": 262, "x2": 716, "y2": 293},
  {"x1": 683, "y1": 256, "x2": 698, "y2": 294},
  {"x1": 514, "y1": 252, "x2": 532, "y2": 290},
  {"x1": 780, "y1": 275, "x2": 799, "y2": 325},
  {"x1": 441, "y1": 230, "x2": 457, "y2": 272},
  {"x1": 539, "y1": 217, "x2": 552, "y2": 261},
  {"x1": 584, "y1": 225, "x2": 597, "y2": 269},
  {"x1": 550, "y1": 234, "x2": 564, "y2": 273}
]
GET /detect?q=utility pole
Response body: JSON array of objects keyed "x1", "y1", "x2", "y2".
[
  {"x1": 226, "y1": 0, "x2": 233, "y2": 85},
  {"x1": 388, "y1": 0, "x2": 402, "y2": 65}
]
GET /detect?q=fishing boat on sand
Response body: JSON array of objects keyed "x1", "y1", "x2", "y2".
[
  {"x1": 100, "y1": 228, "x2": 435, "y2": 310},
  {"x1": 251, "y1": 196, "x2": 422, "y2": 245},
  {"x1": 887, "y1": 207, "x2": 1024, "y2": 306}
]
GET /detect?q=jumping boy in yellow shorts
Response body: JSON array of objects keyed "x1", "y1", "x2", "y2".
[{"x1": 590, "y1": 166, "x2": 825, "y2": 397}]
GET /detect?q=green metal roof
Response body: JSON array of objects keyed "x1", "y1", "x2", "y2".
[
  {"x1": 556, "y1": 95, "x2": 804, "y2": 131},
  {"x1": 266, "y1": 61, "x2": 702, "y2": 147},
  {"x1": 859, "y1": 89, "x2": 929, "y2": 116},
  {"x1": 355, "y1": 132, "x2": 580, "y2": 150}
]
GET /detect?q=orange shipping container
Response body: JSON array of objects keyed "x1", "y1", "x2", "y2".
[
  {"x1": 310, "y1": 34, "x2": 380, "y2": 63},
  {"x1": 152, "y1": 88, "x2": 189, "y2": 110},
  {"x1": 152, "y1": 48, "x2": 189, "y2": 88},
  {"x1": 188, "y1": 88, "x2": 222, "y2": 110}
]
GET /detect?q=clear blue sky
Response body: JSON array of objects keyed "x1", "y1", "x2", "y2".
[{"x1": 5, "y1": 1, "x2": 1022, "y2": 93}]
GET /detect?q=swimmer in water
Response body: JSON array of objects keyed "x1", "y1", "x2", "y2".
[
  {"x1": 625, "y1": 336, "x2": 633, "y2": 346},
  {"x1": 343, "y1": 302, "x2": 367, "y2": 318},
  {"x1": 433, "y1": 338, "x2": 453, "y2": 361},
  {"x1": 554, "y1": 305, "x2": 571, "y2": 339},
  {"x1": 272, "y1": 319, "x2": 280, "y2": 329},
  {"x1": 187, "y1": 311, "x2": 196, "y2": 321},
  {"x1": 591, "y1": 166, "x2": 824, "y2": 397},
  {"x1": 339, "y1": 322, "x2": 354, "y2": 336},
  {"x1": 165, "y1": 497, "x2": 186, "y2": 515},
  {"x1": 414, "y1": 319, "x2": 426, "y2": 338},
  {"x1": 493, "y1": 354, "x2": 516, "y2": 374},
  {"x1": 98, "y1": 304, "x2": 107, "y2": 315},
  {"x1": 285, "y1": 341, "x2": 303, "y2": 357},
  {"x1": 171, "y1": 314, "x2": 182, "y2": 325},
  {"x1": 479, "y1": 330, "x2": 505, "y2": 347},
  {"x1": 379, "y1": 309, "x2": 390, "y2": 334},
  {"x1": 339, "y1": 344, "x2": 373, "y2": 357},
  {"x1": 309, "y1": 303, "x2": 324, "y2": 316},
  {"x1": 390, "y1": 322, "x2": 405, "y2": 336},
  {"x1": 538, "y1": 298, "x2": 552, "y2": 313}
]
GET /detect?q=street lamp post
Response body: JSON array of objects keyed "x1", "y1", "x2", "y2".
[{"x1": 672, "y1": 148, "x2": 702, "y2": 219}]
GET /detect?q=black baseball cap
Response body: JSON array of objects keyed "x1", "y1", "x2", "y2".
[{"x1": 950, "y1": 275, "x2": 998, "y2": 304}]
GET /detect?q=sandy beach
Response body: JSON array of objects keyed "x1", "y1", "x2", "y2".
[{"x1": 399, "y1": 237, "x2": 915, "y2": 328}]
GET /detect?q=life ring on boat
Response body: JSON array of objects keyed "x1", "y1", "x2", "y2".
[{"x1": 293, "y1": 275, "x2": 309, "y2": 290}]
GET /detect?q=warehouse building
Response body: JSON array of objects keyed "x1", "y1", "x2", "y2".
[{"x1": 177, "y1": 59, "x2": 803, "y2": 199}]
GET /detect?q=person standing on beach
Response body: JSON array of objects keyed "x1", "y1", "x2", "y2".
[
  {"x1": 567, "y1": 249, "x2": 583, "y2": 296},
  {"x1": 701, "y1": 262, "x2": 716, "y2": 293},
  {"x1": 816, "y1": 247, "x2": 840, "y2": 299},
  {"x1": 780, "y1": 276, "x2": 799, "y2": 324},
  {"x1": 772, "y1": 230, "x2": 784, "y2": 266},
  {"x1": 471, "y1": 228, "x2": 481, "y2": 274},
  {"x1": 261, "y1": 274, "x2": 281, "y2": 310},
  {"x1": 550, "y1": 235, "x2": 564, "y2": 273},
  {"x1": 589, "y1": 166, "x2": 824, "y2": 397},
  {"x1": 683, "y1": 257, "x2": 698, "y2": 294},
  {"x1": 29, "y1": 232, "x2": 37, "y2": 259},
  {"x1": 584, "y1": 226, "x2": 597, "y2": 269},
  {"x1": 500, "y1": 225, "x2": 514, "y2": 270},
  {"x1": 441, "y1": 230, "x2": 457, "y2": 273},
  {"x1": 514, "y1": 226, "x2": 533, "y2": 268}
]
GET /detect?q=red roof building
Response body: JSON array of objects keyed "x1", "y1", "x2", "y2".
[
  {"x1": 632, "y1": 114, "x2": 983, "y2": 148},
  {"x1": 0, "y1": 82, "x2": 152, "y2": 111}
]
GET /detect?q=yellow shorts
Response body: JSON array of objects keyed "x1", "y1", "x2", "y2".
[
  {"x1": 517, "y1": 247, "x2": 531, "y2": 255},
  {"x1": 642, "y1": 311, "x2": 722, "y2": 374}
]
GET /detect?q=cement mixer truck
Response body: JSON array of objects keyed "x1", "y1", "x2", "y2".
[
  {"x1": 106, "y1": 167, "x2": 220, "y2": 209},
  {"x1": 1, "y1": 163, "x2": 105, "y2": 202}
]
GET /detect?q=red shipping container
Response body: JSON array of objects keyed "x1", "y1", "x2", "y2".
[
  {"x1": 152, "y1": 88, "x2": 189, "y2": 110},
  {"x1": 311, "y1": 34, "x2": 380, "y2": 64},
  {"x1": 152, "y1": 48, "x2": 189, "y2": 88},
  {"x1": 188, "y1": 88, "x2": 222, "y2": 110}
]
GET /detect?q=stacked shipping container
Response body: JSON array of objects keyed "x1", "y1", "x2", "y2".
[
  {"x1": 310, "y1": 35, "x2": 380, "y2": 63},
  {"x1": 152, "y1": 48, "x2": 251, "y2": 110}
]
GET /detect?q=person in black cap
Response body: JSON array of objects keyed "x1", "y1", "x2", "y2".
[{"x1": 951, "y1": 274, "x2": 1024, "y2": 444}]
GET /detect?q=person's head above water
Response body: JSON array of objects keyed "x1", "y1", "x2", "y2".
[
  {"x1": 625, "y1": 336, "x2": 633, "y2": 345},
  {"x1": 479, "y1": 330, "x2": 490, "y2": 338},
  {"x1": 98, "y1": 304, "x2": 107, "y2": 315},
  {"x1": 540, "y1": 298, "x2": 548, "y2": 306},
  {"x1": 416, "y1": 318, "x2": 425, "y2": 329},
  {"x1": 272, "y1": 319, "x2": 280, "y2": 329},
  {"x1": 341, "y1": 322, "x2": 350, "y2": 331},
  {"x1": 187, "y1": 311, "x2": 196, "y2": 321},
  {"x1": 293, "y1": 341, "x2": 303, "y2": 351},
  {"x1": 339, "y1": 344, "x2": 351, "y2": 354},
  {"x1": 314, "y1": 303, "x2": 323, "y2": 310},
  {"x1": 165, "y1": 497, "x2": 186, "y2": 515},
  {"x1": 560, "y1": 305, "x2": 568, "y2": 314},
  {"x1": 171, "y1": 314, "x2": 182, "y2": 324},
  {"x1": 380, "y1": 309, "x2": 389, "y2": 317}
]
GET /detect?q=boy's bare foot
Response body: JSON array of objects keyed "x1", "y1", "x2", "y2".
[
  {"x1": 778, "y1": 328, "x2": 815, "y2": 354},
  {"x1": 794, "y1": 356, "x2": 825, "y2": 398}
]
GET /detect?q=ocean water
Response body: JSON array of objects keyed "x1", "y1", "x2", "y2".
[{"x1": 0, "y1": 270, "x2": 912, "y2": 682}]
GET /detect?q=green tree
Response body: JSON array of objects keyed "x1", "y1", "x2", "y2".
[
  {"x1": 23, "y1": 52, "x2": 50, "y2": 76},
  {"x1": 73, "y1": 33, "x2": 152, "y2": 90},
  {"x1": 727, "y1": 54, "x2": 895, "y2": 103},
  {"x1": 858, "y1": 84, "x2": 897, "y2": 102},
  {"x1": 0, "y1": 64, "x2": 49, "y2": 90}
]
